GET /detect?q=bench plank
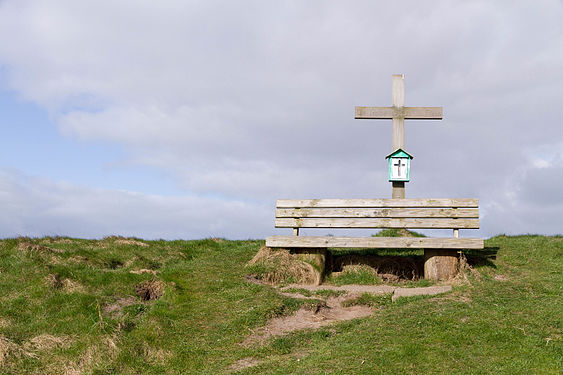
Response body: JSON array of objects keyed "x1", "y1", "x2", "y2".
[
  {"x1": 275, "y1": 218, "x2": 480, "y2": 229},
  {"x1": 266, "y1": 235, "x2": 484, "y2": 249},
  {"x1": 277, "y1": 198, "x2": 478, "y2": 208},
  {"x1": 276, "y1": 208, "x2": 479, "y2": 218}
]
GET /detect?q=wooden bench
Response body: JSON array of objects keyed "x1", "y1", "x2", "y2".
[{"x1": 265, "y1": 198, "x2": 484, "y2": 280}]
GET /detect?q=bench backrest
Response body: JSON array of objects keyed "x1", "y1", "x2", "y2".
[{"x1": 275, "y1": 198, "x2": 479, "y2": 230}]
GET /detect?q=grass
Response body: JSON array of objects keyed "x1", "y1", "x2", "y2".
[{"x1": 0, "y1": 235, "x2": 561, "y2": 374}]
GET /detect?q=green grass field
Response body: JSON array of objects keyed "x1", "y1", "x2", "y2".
[{"x1": 0, "y1": 235, "x2": 561, "y2": 374}]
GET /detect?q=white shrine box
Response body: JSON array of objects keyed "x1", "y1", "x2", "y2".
[{"x1": 386, "y1": 148, "x2": 413, "y2": 182}]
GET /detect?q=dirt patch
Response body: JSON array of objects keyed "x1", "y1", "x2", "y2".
[
  {"x1": 243, "y1": 280, "x2": 454, "y2": 345},
  {"x1": 494, "y1": 274, "x2": 509, "y2": 281},
  {"x1": 282, "y1": 284, "x2": 396, "y2": 295},
  {"x1": 135, "y1": 280, "x2": 165, "y2": 301},
  {"x1": 104, "y1": 296, "x2": 139, "y2": 316},
  {"x1": 391, "y1": 285, "x2": 452, "y2": 301},
  {"x1": 228, "y1": 357, "x2": 261, "y2": 371},
  {"x1": 243, "y1": 293, "x2": 372, "y2": 346},
  {"x1": 247, "y1": 246, "x2": 319, "y2": 285}
]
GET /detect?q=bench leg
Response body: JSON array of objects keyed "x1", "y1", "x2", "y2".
[
  {"x1": 290, "y1": 248, "x2": 327, "y2": 285},
  {"x1": 424, "y1": 249, "x2": 459, "y2": 281}
]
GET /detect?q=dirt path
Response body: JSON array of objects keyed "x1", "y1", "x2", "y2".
[{"x1": 242, "y1": 282, "x2": 452, "y2": 346}]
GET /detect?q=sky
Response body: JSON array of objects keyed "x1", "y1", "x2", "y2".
[{"x1": 1, "y1": 0, "x2": 562, "y2": 240}]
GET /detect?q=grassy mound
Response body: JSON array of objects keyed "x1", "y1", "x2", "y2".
[
  {"x1": 0, "y1": 235, "x2": 560, "y2": 374},
  {"x1": 246, "y1": 246, "x2": 320, "y2": 285}
]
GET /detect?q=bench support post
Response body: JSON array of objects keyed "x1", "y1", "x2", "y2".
[{"x1": 424, "y1": 249, "x2": 459, "y2": 280}]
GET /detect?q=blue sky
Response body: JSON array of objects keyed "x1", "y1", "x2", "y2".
[
  {"x1": 0, "y1": 89, "x2": 181, "y2": 195},
  {"x1": 1, "y1": 1, "x2": 562, "y2": 239}
]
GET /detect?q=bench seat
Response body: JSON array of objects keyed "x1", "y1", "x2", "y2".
[{"x1": 266, "y1": 235, "x2": 484, "y2": 249}]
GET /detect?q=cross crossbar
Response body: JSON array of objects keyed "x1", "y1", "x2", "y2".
[{"x1": 354, "y1": 106, "x2": 443, "y2": 120}]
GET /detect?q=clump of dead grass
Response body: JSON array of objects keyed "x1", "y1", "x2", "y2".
[
  {"x1": 135, "y1": 280, "x2": 165, "y2": 301},
  {"x1": 42, "y1": 237, "x2": 74, "y2": 244},
  {"x1": 102, "y1": 236, "x2": 149, "y2": 247},
  {"x1": 130, "y1": 269, "x2": 158, "y2": 275},
  {"x1": 63, "y1": 335, "x2": 120, "y2": 375},
  {"x1": 0, "y1": 335, "x2": 37, "y2": 365},
  {"x1": 452, "y1": 252, "x2": 482, "y2": 285},
  {"x1": 17, "y1": 241, "x2": 63, "y2": 254},
  {"x1": 45, "y1": 274, "x2": 85, "y2": 292},
  {"x1": 247, "y1": 246, "x2": 320, "y2": 285},
  {"x1": 23, "y1": 334, "x2": 71, "y2": 352}
]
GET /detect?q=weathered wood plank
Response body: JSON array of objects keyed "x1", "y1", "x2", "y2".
[
  {"x1": 392, "y1": 75, "x2": 405, "y2": 151},
  {"x1": 277, "y1": 198, "x2": 479, "y2": 208},
  {"x1": 266, "y1": 235, "x2": 484, "y2": 249},
  {"x1": 275, "y1": 218, "x2": 479, "y2": 229},
  {"x1": 276, "y1": 208, "x2": 479, "y2": 218},
  {"x1": 354, "y1": 106, "x2": 443, "y2": 120}
]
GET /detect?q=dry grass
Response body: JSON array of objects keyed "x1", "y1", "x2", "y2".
[
  {"x1": 63, "y1": 335, "x2": 120, "y2": 375},
  {"x1": 335, "y1": 255, "x2": 421, "y2": 281},
  {"x1": 140, "y1": 342, "x2": 173, "y2": 366},
  {"x1": 115, "y1": 239, "x2": 149, "y2": 247},
  {"x1": 247, "y1": 246, "x2": 320, "y2": 285},
  {"x1": 42, "y1": 238, "x2": 73, "y2": 244},
  {"x1": 228, "y1": 357, "x2": 261, "y2": 371},
  {"x1": 45, "y1": 274, "x2": 85, "y2": 293},
  {"x1": 23, "y1": 334, "x2": 71, "y2": 352},
  {"x1": 96, "y1": 236, "x2": 149, "y2": 248},
  {"x1": 130, "y1": 268, "x2": 157, "y2": 275},
  {"x1": 0, "y1": 335, "x2": 37, "y2": 365},
  {"x1": 451, "y1": 252, "x2": 482, "y2": 285},
  {"x1": 17, "y1": 242, "x2": 63, "y2": 254},
  {"x1": 135, "y1": 280, "x2": 165, "y2": 301}
]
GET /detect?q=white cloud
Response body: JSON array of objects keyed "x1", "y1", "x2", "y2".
[
  {"x1": 1, "y1": 1, "x2": 563, "y2": 237},
  {"x1": 0, "y1": 169, "x2": 269, "y2": 239}
]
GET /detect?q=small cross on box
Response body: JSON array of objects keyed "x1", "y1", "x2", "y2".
[{"x1": 386, "y1": 148, "x2": 413, "y2": 182}]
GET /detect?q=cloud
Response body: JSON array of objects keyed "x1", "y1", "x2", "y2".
[
  {"x1": 0, "y1": 169, "x2": 270, "y2": 239},
  {"x1": 1, "y1": 1, "x2": 563, "y2": 237}
]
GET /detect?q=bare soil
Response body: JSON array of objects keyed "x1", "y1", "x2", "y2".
[
  {"x1": 135, "y1": 280, "x2": 165, "y2": 301},
  {"x1": 104, "y1": 296, "x2": 139, "y2": 316},
  {"x1": 243, "y1": 281, "x2": 453, "y2": 346},
  {"x1": 243, "y1": 294, "x2": 372, "y2": 346}
]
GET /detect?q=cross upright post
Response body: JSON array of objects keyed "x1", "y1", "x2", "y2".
[{"x1": 355, "y1": 74, "x2": 443, "y2": 199}]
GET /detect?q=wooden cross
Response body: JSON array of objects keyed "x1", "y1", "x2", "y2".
[{"x1": 355, "y1": 74, "x2": 443, "y2": 198}]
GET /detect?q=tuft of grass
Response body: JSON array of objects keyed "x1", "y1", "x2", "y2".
[
  {"x1": 325, "y1": 264, "x2": 382, "y2": 286},
  {"x1": 245, "y1": 246, "x2": 320, "y2": 285},
  {"x1": 373, "y1": 228, "x2": 426, "y2": 237}
]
